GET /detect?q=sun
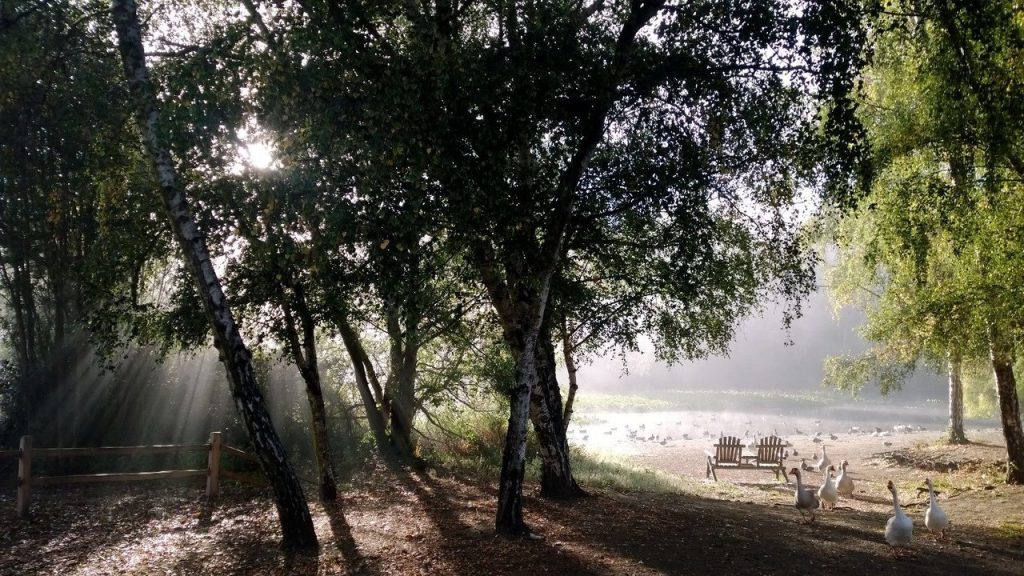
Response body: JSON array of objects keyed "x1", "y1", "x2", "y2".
[{"x1": 244, "y1": 141, "x2": 276, "y2": 170}]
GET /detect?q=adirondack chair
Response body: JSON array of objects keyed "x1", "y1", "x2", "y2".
[
  {"x1": 755, "y1": 436, "x2": 789, "y2": 482},
  {"x1": 705, "y1": 435, "x2": 789, "y2": 482},
  {"x1": 705, "y1": 436, "x2": 743, "y2": 481}
]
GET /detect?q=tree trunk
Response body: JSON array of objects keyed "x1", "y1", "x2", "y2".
[
  {"x1": 51, "y1": 245, "x2": 68, "y2": 448},
  {"x1": 947, "y1": 352, "x2": 968, "y2": 444},
  {"x1": 466, "y1": 0, "x2": 659, "y2": 535},
  {"x1": 495, "y1": 336, "x2": 537, "y2": 535},
  {"x1": 988, "y1": 329, "x2": 1024, "y2": 484},
  {"x1": 388, "y1": 349, "x2": 418, "y2": 459},
  {"x1": 475, "y1": 244, "x2": 566, "y2": 534},
  {"x1": 0, "y1": 264, "x2": 30, "y2": 371},
  {"x1": 0, "y1": 261, "x2": 33, "y2": 429},
  {"x1": 335, "y1": 317, "x2": 393, "y2": 452},
  {"x1": 530, "y1": 331, "x2": 585, "y2": 498},
  {"x1": 280, "y1": 286, "x2": 339, "y2": 502},
  {"x1": 474, "y1": 250, "x2": 547, "y2": 535},
  {"x1": 560, "y1": 317, "x2": 579, "y2": 434},
  {"x1": 385, "y1": 305, "x2": 419, "y2": 460},
  {"x1": 16, "y1": 261, "x2": 38, "y2": 371},
  {"x1": 111, "y1": 0, "x2": 318, "y2": 549},
  {"x1": 305, "y1": 385, "x2": 338, "y2": 500}
]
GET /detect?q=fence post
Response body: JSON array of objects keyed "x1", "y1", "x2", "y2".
[
  {"x1": 206, "y1": 431, "x2": 221, "y2": 499},
  {"x1": 17, "y1": 435, "x2": 32, "y2": 518}
]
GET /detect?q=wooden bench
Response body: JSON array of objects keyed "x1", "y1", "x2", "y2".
[{"x1": 705, "y1": 435, "x2": 789, "y2": 482}]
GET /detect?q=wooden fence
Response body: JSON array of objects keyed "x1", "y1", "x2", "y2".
[{"x1": 0, "y1": 432, "x2": 264, "y2": 518}]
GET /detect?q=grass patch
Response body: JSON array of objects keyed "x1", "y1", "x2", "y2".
[
  {"x1": 569, "y1": 413, "x2": 602, "y2": 427},
  {"x1": 571, "y1": 388, "x2": 833, "y2": 414},
  {"x1": 996, "y1": 521, "x2": 1024, "y2": 539},
  {"x1": 572, "y1": 393, "x2": 674, "y2": 412},
  {"x1": 571, "y1": 448, "x2": 691, "y2": 494},
  {"x1": 418, "y1": 407, "x2": 510, "y2": 480},
  {"x1": 925, "y1": 475, "x2": 955, "y2": 493},
  {"x1": 571, "y1": 448, "x2": 760, "y2": 501},
  {"x1": 659, "y1": 389, "x2": 830, "y2": 413},
  {"x1": 570, "y1": 448, "x2": 751, "y2": 500},
  {"x1": 418, "y1": 403, "x2": 712, "y2": 496}
]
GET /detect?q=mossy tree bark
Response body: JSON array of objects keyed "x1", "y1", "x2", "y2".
[{"x1": 531, "y1": 332, "x2": 585, "y2": 498}]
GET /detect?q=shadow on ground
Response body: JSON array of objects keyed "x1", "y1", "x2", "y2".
[{"x1": 0, "y1": 468, "x2": 1021, "y2": 575}]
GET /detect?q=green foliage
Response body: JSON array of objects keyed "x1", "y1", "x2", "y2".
[
  {"x1": 573, "y1": 389, "x2": 830, "y2": 413},
  {"x1": 418, "y1": 398, "x2": 693, "y2": 494},
  {"x1": 0, "y1": 0, "x2": 161, "y2": 436},
  {"x1": 2, "y1": 0, "x2": 876, "y2": 490},
  {"x1": 571, "y1": 393, "x2": 674, "y2": 413},
  {"x1": 232, "y1": 0, "x2": 874, "y2": 384},
  {"x1": 960, "y1": 357, "x2": 1024, "y2": 419},
  {"x1": 822, "y1": 0, "x2": 1024, "y2": 397},
  {"x1": 822, "y1": 351, "x2": 916, "y2": 396},
  {"x1": 0, "y1": 0, "x2": 141, "y2": 362},
  {"x1": 962, "y1": 360, "x2": 999, "y2": 419},
  {"x1": 417, "y1": 401, "x2": 536, "y2": 478}
]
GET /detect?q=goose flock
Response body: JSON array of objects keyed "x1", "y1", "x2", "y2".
[
  {"x1": 569, "y1": 414, "x2": 949, "y2": 556},
  {"x1": 788, "y1": 457, "x2": 949, "y2": 557}
]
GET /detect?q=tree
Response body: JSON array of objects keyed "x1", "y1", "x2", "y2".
[
  {"x1": 402, "y1": 0, "x2": 870, "y2": 532},
  {"x1": 934, "y1": 0, "x2": 1024, "y2": 482},
  {"x1": 110, "y1": 0, "x2": 318, "y2": 548},
  {"x1": 823, "y1": 1, "x2": 1024, "y2": 479},
  {"x1": 210, "y1": 172, "x2": 344, "y2": 501},
  {"x1": 144, "y1": 0, "x2": 869, "y2": 534},
  {"x1": 822, "y1": 201, "x2": 968, "y2": 444},
  {"x1": 184, "y1": 1, "x2": 487, "y2": 466},
  {"x1": 0, "y1": 0, "x2": 154, "y2": 445}
]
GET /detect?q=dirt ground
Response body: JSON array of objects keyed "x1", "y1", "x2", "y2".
[{"x1": 0, "y1": 429, "x2": 1022, "y2": 575}]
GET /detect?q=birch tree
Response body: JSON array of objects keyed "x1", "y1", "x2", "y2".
[
  {"x1": 178, "y1": 0, "x2": 870, "y2": 534},
  {"x1": 824, "y1": 1, "x2": 1024, "y2": 479},
  {"x1": 109, "y1": 0, "x2": 318, "y2": 548}
]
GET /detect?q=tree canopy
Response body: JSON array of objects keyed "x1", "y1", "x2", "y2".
[{"x1": 17, "y1": 0, "x2": 991, "y2": 544}]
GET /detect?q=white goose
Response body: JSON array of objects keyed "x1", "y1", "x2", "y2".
[
  {"x1": 924, "y1": 477, "x2": 949, "y2": 538},
  {"x1": 818, "y1": 465, "x2": 838, "y2": 510},
  {"x1": 836, "y1": 459, "x2": 854, "y2": 498},
  {"x1": 813, "y1": 445, "x2": 831, "y2": 472},
  {"x1": 789, "y1": 468, "x2": 820, "y2": 524},
  {"x1": 885, "y1": 480, "x2": 913, "y2": 556}
]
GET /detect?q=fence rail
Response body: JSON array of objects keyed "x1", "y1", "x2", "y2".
[
  {"x1": 35, "y1": 469, "x2": 208, "y2": 486},
  {"x1": 33, "y1": 444, "x2": 210, "y2": 458},
  {"x1": 221, "y1": 444, "x2": 259, "y2": 462},
  {"x1": 1, "y1": 432, "x2": 262, "y2": 517}
]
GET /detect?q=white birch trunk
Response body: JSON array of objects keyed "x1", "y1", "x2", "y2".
[{"x1": 110, "y1": 0, "x2": 318, "y2": 549}]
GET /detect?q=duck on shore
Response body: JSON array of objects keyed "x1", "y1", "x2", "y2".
[
  {"x1": 924, "y1": 477, "x2": 949, "y2": 539},
  {"x1": 885, "y1": 480, "x2": 913, "y2": 557},
  {"x1": 818, "y1": 465, "x2": 838, "y2": 510},
  {"x1": 789, "y1": 468, "x2": 820, "y2": 524},
  {"x1": 836, "y1": 460, "x2": 854, "y2": 498}
]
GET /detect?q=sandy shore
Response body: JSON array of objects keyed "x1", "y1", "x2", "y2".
[
  {"x1": 624, "y1": 428, "x2": 1008, "y2": 484},
  {"x1": 608, "y1": 426, "x2": 1024, "y2": 533}
]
